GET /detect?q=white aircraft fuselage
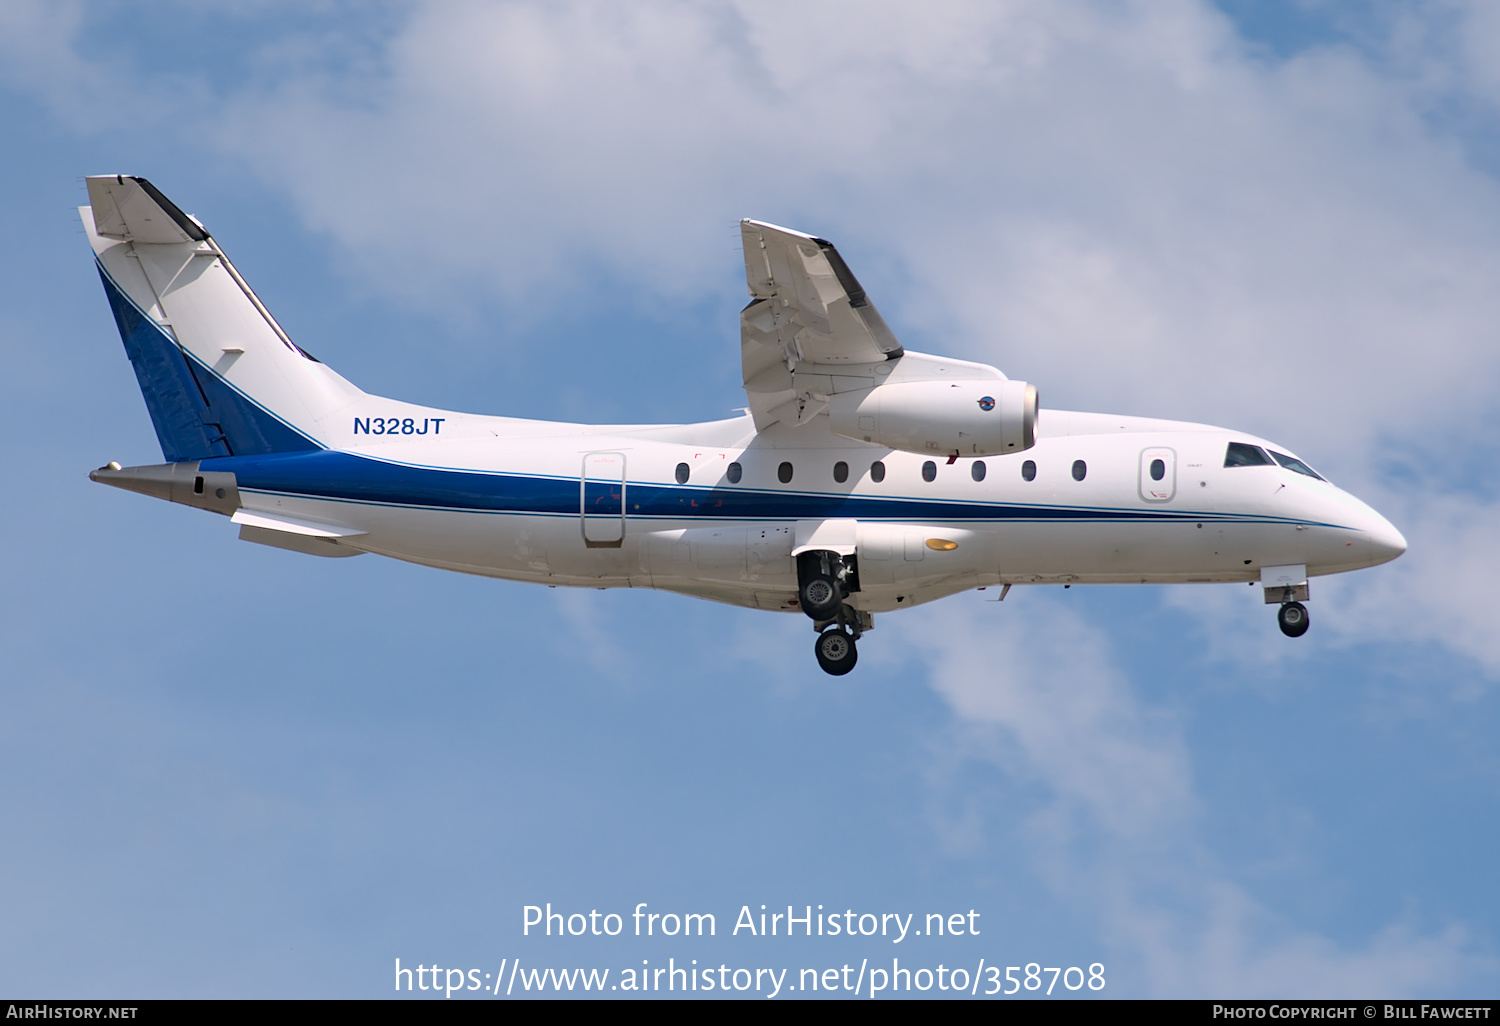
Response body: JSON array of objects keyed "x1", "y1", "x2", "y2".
[{"x1": 81, "y1": 176, "x2": 1405, "y2": 673}]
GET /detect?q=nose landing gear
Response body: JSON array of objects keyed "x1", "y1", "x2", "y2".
[
  {"x1": 1262, "y1": 567, "x2": 1311, "y2": 639},
  {"x1": 1277, "y1": 600, "x2": 1310, "y2": 638}
]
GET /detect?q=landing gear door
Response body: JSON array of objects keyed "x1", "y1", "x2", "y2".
[
  {"x1": 581, "y1": 452, "x2": 627, "y2": 548},
  {"x1": 1138, "y1": 447, "x2": 1176, "y2": 502}
]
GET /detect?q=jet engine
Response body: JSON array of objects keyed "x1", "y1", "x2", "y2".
[{"x1": 827, "y1": 379, "x2": 1038, "y2": 456}]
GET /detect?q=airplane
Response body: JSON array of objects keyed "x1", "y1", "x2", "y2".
[{"x1": 82, "y1": 175, "x2": 1407, "y2": 675}]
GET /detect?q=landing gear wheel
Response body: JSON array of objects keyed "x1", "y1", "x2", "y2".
[
  {"x1": 814, "y1": 628, "x2": 858, "y2": 676},
  {"x1": 1278, "y1": 601, "x2": 1310, "y2": 638},
  {"x1": 800, "y1": 574, "x2": 842, "y2": 620}
]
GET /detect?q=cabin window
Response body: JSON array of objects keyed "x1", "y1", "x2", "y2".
[
  {"x1": 1072, "y1": 460, "x2": 1087, "y2": 481},
  {"x1": 1224, "y1": 442, "x2": 1273, "y2": 467},
  {"x1": 726, "y1": 462, "x2": 742, "y2": 484},
  {"x1": 833, "y1": 461, "x2": 849, "y2": 483},
  {"x1": 870, "y1": 461, "x2": 886, "y2": 483},
  {"x1": 922, "y1": 461, "x2": 937, "y2": 482},
  {"x1": 778, "y1": 461, "x2": 794, "y2": 483},
  {"x1": 675, "y1": 462, "x2": 690, "y2": 484},
  {"x1": 1021, "y1": 460, "x2": 1036, "y2": 482},
  {"x1": 971, "y1": 461, "x2": 986, "y2": 482},
  {"x1": 1150, "y1": 458, "x2": 1165, "y2": 481},
  {"x1": 1269, "y1": 450, "x2": 1325, "y2": 481}
]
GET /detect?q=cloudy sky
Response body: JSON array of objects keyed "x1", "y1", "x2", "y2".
[{"x1": 2, "y1": 0, "x2": 1498, "y2": 999}]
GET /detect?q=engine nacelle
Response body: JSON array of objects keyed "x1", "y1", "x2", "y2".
[{"x1": 827, "y1": 379, "x2": 1038, "y2": 456}]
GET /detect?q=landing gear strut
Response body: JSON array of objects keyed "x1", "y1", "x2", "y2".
[
  {"x1": 798, "y1": 549, "x2": 868, "y2": 675},
  {"x1": 1277, "y1": 601, "x2": 1310, "y2": 638}
]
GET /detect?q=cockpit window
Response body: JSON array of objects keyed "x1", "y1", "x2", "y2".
[
  {"x1": 1224, "y1": 442, "x2": 1273, "y2": 468},
  {"x1": 1269, "y1": 450, "x2": 1325, "y2": 481}
]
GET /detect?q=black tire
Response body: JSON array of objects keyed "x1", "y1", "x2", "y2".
[
  {"x1": 814, "y1": 628, "x2": 858, "y2": 676},
  {"x1": 800, "y1": 574, "x2": 842, "y2": 620},
  {"x1": 1278, "y1": 601, "x2": 1310, "y2": 638}
]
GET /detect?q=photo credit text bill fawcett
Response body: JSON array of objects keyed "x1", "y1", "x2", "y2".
[{"x1": 392, "y1": 903, "x2": 1107, "y2": 997}]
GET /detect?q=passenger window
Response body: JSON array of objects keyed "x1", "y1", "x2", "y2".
[
  {"x1": 922, "y1": 460, "x2": 937, "y2": 482},
  {"x1": 1021, "y1": 460, "x2": 1036, "y2": 482},
  {"x1": 1150, "y1": 458, "x2": 1165, "y2": 481},
  {"x1": 971, "y1": 461, "x2": 986, "y2": 482},
  {"x1": 1269, "y1": 450, "x2": 1325, "y2": 481},
  {"x1": 675, "y1": 462, "x2": 690, "y2": 484},
  {"x1": 833, "y1": 461, "x2": 849, "y2": 483},
  {"x1": 870, "y1": 461, "x2": 886, "y2": 483},
  {"x1": 1072, "y1": 460, "x2": 1087, "y2": 481},
  {"x1": 1224, "y1": 442, "x2": 1273, "y2": 467},
  {"x1": 778, "y1": 461, "x2": 793, "y2": 484},
  {"x1": 726, "y1": 462, "x2": 742, "y2": 484}
]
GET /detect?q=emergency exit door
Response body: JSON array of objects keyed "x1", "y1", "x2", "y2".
[{"x1": 581, "y1": 452, "x2": 627, "y2": 547}]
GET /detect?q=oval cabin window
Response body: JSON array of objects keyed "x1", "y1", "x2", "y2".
[
  {"x1": 778, "y1": 461, "x2": 793, "y2": 484},
  {"x1": 1072, "y1": 460, "x2": 1087, "y2": 481},
  {"x1": 726, "y1": 462, "x2": 742, "y2": 484},
  {"x1": 675, "y1": 462, "x2": 690, "y2": 484},
  {"x1": 833, "y1": 461, "x2": 849, "y2": 483},
  {"x1": 1022, "y1": 460, "x2": 1036, "y2": 482},
  {"x1": 922, "y1": 461, "x2": 937, "y2": 482},
  {"x1": 870, "y1": 461, "x2": 886, "y2": 483},
  {"x1": 971, "y1": 461, "x2": 987, "y2": 482},
  {"x1": 1150, "y1": 458, "x2": 1165, "y2": 481}
]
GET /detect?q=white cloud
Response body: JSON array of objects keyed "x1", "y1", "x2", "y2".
[
  {"x1": 895, "y1": 594, "x2": 1490, "y2": 996},
  {"x1": 1320, "y1": 485, "x2": 1500, "y2": 681}
]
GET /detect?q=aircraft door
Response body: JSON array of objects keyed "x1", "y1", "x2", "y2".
[
  {"x1": 1139, "y1": 447, "x2": 1176, "y2": 502},
  {"x1": 581, "y1": 451, "x2": 627, "y2": 547}
]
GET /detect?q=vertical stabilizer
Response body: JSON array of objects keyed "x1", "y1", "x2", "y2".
[{"x1": 84, "y1": 175, "x2": 365, "y2": 460}]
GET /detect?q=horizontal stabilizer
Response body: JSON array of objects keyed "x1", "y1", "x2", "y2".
[
  {"x1": 87, "y1": 175, "x2": 209, "y2": 244},
  {"x1": 89, "y1": 460, "x2": 239, "y2": 516}
]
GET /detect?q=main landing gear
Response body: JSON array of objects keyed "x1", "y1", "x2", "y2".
[
  {"x1": 815, "y1": 627, "x2": 858, "y2": 675},
  {"x1": 798, "y1": 550, "x2": 867, "y2": 676}
]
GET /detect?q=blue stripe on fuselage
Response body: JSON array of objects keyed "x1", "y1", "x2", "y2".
[{"x1": 201, "y1": 449, "x2": 1325, "y2": 527}]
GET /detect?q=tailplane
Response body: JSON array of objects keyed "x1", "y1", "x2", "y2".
[{"x1": 83, "y1": 175, "x2": 364, "y2": 460}]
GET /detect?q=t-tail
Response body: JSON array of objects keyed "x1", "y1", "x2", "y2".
[
  {"x1": 83, "y1": 175, "x2": 365, "y2": 461},
  {"x1": 83, "y1": 175, "x2": 373, "y2": 510}
]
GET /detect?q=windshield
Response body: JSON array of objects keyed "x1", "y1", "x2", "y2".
[
  {"x1": 1269, "y1": 450, "x2": 1325, "y2": 481},
  {"x1": 1224, "y1": 442, "x2": 1273, "y2": 467}
]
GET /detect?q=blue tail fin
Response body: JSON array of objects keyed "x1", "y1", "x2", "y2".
[{"x1": 84, "y1": 175, "x2": 364, "y2": 461}]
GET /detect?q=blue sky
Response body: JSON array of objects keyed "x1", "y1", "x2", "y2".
[{"x1": 2, "y1": 0, "x2": 1498, "y2": 999}]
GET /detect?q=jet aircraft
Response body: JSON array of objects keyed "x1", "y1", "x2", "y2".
[{"x1": 84, "y1": 175, "x2": 1406, "y2": 674}]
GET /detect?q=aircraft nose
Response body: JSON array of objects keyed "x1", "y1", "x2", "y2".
[{"x1": 1363, "y1": 511, "x2": 1407, "y2": 566}]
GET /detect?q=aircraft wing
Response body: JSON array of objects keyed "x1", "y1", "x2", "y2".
[{"x1": 740, "y1": 220, "x2": 904, "y2": 430}]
